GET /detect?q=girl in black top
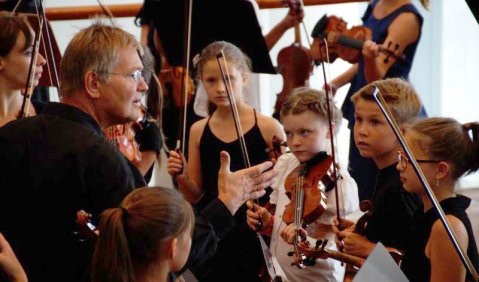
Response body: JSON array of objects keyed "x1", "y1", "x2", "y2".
[
  {"x1": 0, "y1": 13, "x2": 46, "y2": 126},
  {"x1": 167, "y1": 41, "x2": 284, "y2": 281},
  {"x1": 398, "y1": 117, "x2": 479, "y2": 281}
]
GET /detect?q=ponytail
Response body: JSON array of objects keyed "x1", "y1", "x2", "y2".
[
  {"x1": 92, "y1": 208, "x2": 135, "y2": 282},
  {"x1": 410, "y1": 118, "x2": 479, "y2": 180},
  {"x1": 462, "y1": 122, "x2": 479, "y2": 174}
]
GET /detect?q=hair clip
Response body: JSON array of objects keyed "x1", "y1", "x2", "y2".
[{"x1": 192, "y1": 53, "x2": 201, "y2": 69}]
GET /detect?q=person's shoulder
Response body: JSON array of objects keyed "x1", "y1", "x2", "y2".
[
  {"x1": 256, "y1": 112, "x2": 284, "y2": 139},
  {"x1": 191, "y1": 117, "x2": 209, "y2": 133},
  {"x1": 431, "y1": 215, "x2": 468, "y2": 245}
]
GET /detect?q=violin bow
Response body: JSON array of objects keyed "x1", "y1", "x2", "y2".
[
  {"x1": 16, "y1": 0, "x2": 62, "y2": 118},
  {"x1": 216, "y1": 51, "x2": 284, "y2": 281},
  {"x1": 37, "y1": 0, "x2": 61, "y2": 92},
  {"x1": 372, "y1": 87, "x2": 479, "y2": 282},
  {"x1": 317, "y1": 37, "x2": 343, "y2": 224},
  {"x1": 17, "y1": 3, "x2": 43, "y2": 118},
  {"x1": 177, "y1": 0, "x2": 194, "y2": 155},
  {"x1": 216, "y1": 52, "x2": 251, "y2": 168}
]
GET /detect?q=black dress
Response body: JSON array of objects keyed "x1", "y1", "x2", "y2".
[
  {"x1": 193, "y1": 109, "x2": 270, "y2": 282},
  {"x1": 401, "y1": 195, "x2": 479, "y2": 282}
]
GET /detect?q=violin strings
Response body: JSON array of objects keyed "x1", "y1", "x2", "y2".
[{"x1": 39, "y1": 0, "x2": 61, "y2": 90}]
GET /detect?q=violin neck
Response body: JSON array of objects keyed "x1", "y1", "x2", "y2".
[
  {"x1": 336, "y1": 34, "x2": 364, "y2": 50},
  {"x1": 294, "y1": 24, "x2": 301, "y2": 44},
  {"x1": 294, "y1": 176, "x2": 305, "y2": 227},
  {"x1": 327, "y1": 249, "x2": 365, "y2": 267}
]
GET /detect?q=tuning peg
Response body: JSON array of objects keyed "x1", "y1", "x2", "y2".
[
  {"x1": 287, "y1": 251, "x2": 295, "y2": 257},
  {"x1": 304, "y1": 257, "x2": 316, "y2": 266},
  {"x1": 315, "y1": 239, "x2": 323, "y2": 249},
  {"x1": 321, "y1": 239, "x2": 328, "y2": 249}
]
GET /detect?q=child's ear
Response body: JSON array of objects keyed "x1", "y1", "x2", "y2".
[
  {"x1": 326, "y1": 123, "x2": 336, "y2": 139},
  {"x1": 168, "y1": 237, "x2": 178, "y2": 260},
  {"x1": 84, "y1": 71, "x2": 101, "y2": 99},
  {"x1": 242, "y1": 72, "x2": 248, "y2": 86},
  {"x1": 436, "y1": 161, "x2": 450, "y2": 180}
]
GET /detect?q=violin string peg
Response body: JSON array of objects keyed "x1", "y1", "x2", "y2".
[
  {"x1": 321, "y1": 239, "x2": 328, "y2": 249},
  {"x1": 304, "y1": 257, "x2": 316, "y2": 266},
  {"x1": 315, "y1": 239, "x2": 323, "y2": 249},
  {"x1": 287, "y1": 251, "x2": 295, "y2": 257}
]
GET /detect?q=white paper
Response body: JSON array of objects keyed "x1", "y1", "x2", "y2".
[{"x1": 353, "y1": 242, "x2": 409, "y2": 282}]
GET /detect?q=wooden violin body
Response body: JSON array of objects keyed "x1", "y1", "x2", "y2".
[
  {"x1": 104, "y1": 122, "x2": 142, "y2": 165},
  {"x1": 274, "y1": 43, "x2": 313, "y2": 119},
  {"x1": 311, "y1": 15, "x2": 405, "y2": 64},
  {"x1": 273, "y1": 0, "x2": 313, "y2": 119},
  {"x1": 282, "y1": 152, "x2": 333, "y2": 226}
]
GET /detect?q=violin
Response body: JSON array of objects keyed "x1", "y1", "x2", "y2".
[
  {"x1": 103, "y1": 108, "x2": 148, "y2": 165},
  {"x1": 153, "y1": 31, "x2": 195, "y2": 109},
  {"x1": 282, "y1": 151, "x2": 335, "y2": 268},
  {"x1": 293, "y1": 200, "x2": 403, "y2": 280},
  {"x1": 273, "y1": 0, "x2": 313, "y2": 120},
  {"x1": 265, "y1": 135, "x2": 288, "y2": 161},
  {"x1": 311, "y1": 15, "x2": 406, "y2": 64}
]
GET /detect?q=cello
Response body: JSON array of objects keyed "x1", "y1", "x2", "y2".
[{"x1": 273, "y1": 0, "x2": 313, "y2": 120}]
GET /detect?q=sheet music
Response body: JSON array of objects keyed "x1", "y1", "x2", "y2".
[{"x1": 353, "y1": 242, "x2": 408, "y2": 282}]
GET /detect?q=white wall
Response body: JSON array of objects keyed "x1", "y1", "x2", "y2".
[{"x1": 44, "y1": 0, "x2": 478, "y2": 189}]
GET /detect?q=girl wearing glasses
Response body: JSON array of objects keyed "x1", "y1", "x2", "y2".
[{"x1": 398, "y1": 117, "x2": 479, "y2": 282}]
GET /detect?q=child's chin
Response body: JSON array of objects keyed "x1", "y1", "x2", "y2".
[{"x1": 358, "y1": 150, "x2": 374, "y2": 158}]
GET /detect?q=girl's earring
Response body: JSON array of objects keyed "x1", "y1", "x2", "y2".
[{"x1": 435, "y1": 178, "x2": 440, "y2": 188}]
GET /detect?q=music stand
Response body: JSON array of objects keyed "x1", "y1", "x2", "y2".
[{"x1": 145, "y1": 0, "x2": 276, "y2": 74}]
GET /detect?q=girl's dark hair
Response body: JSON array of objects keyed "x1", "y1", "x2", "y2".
[
  {"x1": 410, "y1": 117, "x2": 479, "y2": 180},
  {"x1": 0, "y1": 12, "x2": 33, "y2": 57}
]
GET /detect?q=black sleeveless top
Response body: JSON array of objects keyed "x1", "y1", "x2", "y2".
[
  {"x1": 193, "y1": 109, "x2": 270, "y2": 282},
  {"x1": 401, "y1": 195, "x2": 479, "y2": 282},
  {"x1": 197, "y1": 109, "x2": 270, "y2": 210}
]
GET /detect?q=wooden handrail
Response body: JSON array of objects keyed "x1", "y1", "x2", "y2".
[{"x1": 45, "y1": 0, "x2": 367, "y2": 21}]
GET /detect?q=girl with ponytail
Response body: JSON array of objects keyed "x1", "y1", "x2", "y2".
[
  {"x1": 92, "y1": 187, "x2": 194, "y2": 282},
  {"x1": 398, "y1": 117, "x2": 479, "y2": 282}
]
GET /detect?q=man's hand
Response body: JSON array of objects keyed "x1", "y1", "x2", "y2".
[
  {"x1": 0, "y1": 233, "x2": 27, "y2": 282},
  {"x1": 217, "y1": 151, "x2": 277, "y2": 215}
]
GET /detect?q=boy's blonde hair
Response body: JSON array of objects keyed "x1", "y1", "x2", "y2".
[
  {"x1": 351, "y1": 78, "x2": 421, "y2": 125},
  {"x1": 280, "y1": 87, "x2": 342, "y2": 134},
  {"x1": 60, "y1": 19, "x2": 141, "y2": 97}
]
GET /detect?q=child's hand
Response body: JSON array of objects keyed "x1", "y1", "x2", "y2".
[
  {"x1": 280, "y1": 223, "x2": 307, "y2": 245},
  {"x1": 76, "y1": 210, "x2": 92, "y2": 225},
  {"x1": 336, "y1": 229, "x2": 375, "y2": 258},
  {"x1": 0, "y1": 233, "x2": 27, "y2": 282},
  {"x1": 246, "y1": 201, "x2": 272, "y2": 231},
  {"x1": 332, "y1": 217, "x2": 355, "y2": 249},
  {"x1": 167, "y1": 150, "x2": 186, "y2": 177}
]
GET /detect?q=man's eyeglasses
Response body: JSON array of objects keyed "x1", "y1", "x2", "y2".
[
  {"x1": 397, "y1": 150, "x2": 440, "y2": 169},
  {"x1": 105, "y1": 70, "x2": 144, "y2": 82}
]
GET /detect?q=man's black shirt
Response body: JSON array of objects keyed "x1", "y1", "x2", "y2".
[{"x1": 0, "y1": 102, "x2": 145, "y2": 281}]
